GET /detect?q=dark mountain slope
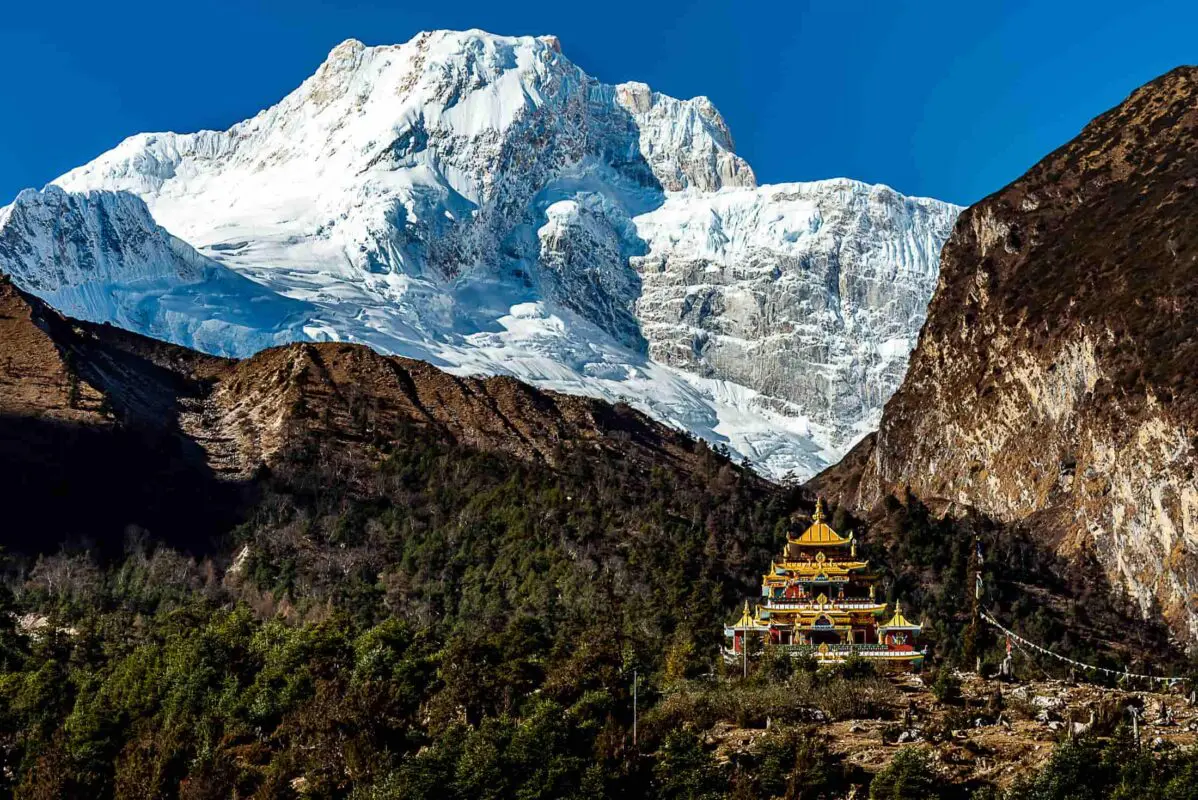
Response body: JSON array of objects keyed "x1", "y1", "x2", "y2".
[
  {"x1": 0, "y1": 275, "x2": 719, "y2": 556},
  {"x1": 1, "y1": 267, "x2": 1177, "y2": 660},
  {"x1": 0, "y1": 278, "x2": 237, "y2": 552},
  {"x1": 817, "y1": 66, "x2": 1198, "y2": 644}
]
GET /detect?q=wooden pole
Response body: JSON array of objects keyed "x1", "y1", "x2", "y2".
[
  {"x1": 632, "y1": 669, "x2": 638, "y2": 748},
  {"x1": 966, "y1": 538, "x2": 984, "y2": 673}
]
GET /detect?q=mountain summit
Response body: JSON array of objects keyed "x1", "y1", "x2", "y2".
[{"x1": 5, "y1": 30, "x2": 961, "y2": 478}]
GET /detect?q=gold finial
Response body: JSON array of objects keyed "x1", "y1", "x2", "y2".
[
  {"x1": 895, "y1": 599, "x2": 903, "y2": 615},
  {"x1": 743, "y1": 599, "x2": 751, "y2": 615},
  {"x1": 813, "y1": 498, "x2": 825, "y2": 523},
  {"x1": 850, "y1": 534, "x2": 857, "y2": 557}
]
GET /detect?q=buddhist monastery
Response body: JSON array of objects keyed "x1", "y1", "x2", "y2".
[{"x1": 724, "y1": 499, "x2": 926, "y2": 671}]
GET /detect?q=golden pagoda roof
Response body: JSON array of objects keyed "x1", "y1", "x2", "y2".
[
  {"x1": 789, "y1": 499, "x2": 852, "y2": 547},
  {"x1": 728, "y1": 601, "x2": 768, "y2": 630},
  {"x1": 879, "y1": 600, "x2": 922, "y2": 631}
]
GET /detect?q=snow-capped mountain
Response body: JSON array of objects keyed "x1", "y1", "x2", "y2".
[
  {"x1": 3, "y1": 29, "x2": 960, "y2": 479},
  {"x1": 0, "y1": 186, "x2": 313, "y2": 356}
]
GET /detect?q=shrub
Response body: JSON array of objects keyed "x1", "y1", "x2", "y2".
[
  {"x1": 930, "y1": 669, "x2": 961, "y2": 705},
  {"x1": 652, "y1": 729, "x2": 727, "y2": 800},
  {"x1": 869, "y1": 747, "x2": 941, "y2": 800},
  {"x1": 746, "y1": 725, "x2": 838, "y2": 800},
  {"x1": 835, "y1": 653, "x2": 877, "y2": 680}
]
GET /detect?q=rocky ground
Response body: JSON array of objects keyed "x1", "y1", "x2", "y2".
[{"x1": 710, "y1": 671, "x2": 1198, "y2": 790}]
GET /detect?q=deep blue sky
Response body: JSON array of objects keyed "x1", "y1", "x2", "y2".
[{"x1": 2, "y1": 0, "x2": 1195, "y2": 206}]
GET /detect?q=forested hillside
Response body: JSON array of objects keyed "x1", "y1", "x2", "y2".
[{"x1": 0, "y1": 278, "x2": 1191, "y2": 798}]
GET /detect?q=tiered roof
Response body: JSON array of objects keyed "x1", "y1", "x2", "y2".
[
  {"x1": 727, "y1": 600, "x2": 768, "y2": 632},
  {"x1": 879, "y1": 601, "x2": 923, "y2": 633},
  {"x1": 764, "y1": 500, "x2": 868, "y2": 585}
]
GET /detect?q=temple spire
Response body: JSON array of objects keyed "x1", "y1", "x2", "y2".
[{"x1": 789, "y1": 497, "x2": 851, "y2": 546}]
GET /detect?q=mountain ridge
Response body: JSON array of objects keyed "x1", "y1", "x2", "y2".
[{"x1": 0, "y1": 272, "x2": 733, "y2": 555}]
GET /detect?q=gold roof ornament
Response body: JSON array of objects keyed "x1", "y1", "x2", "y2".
[
  {"x1": 880, "y1": 600, "x2": 923, "y2": 631},
  {"x1": 730, "y1": 600, "x2": 768, "y2": 630},
  {"x1": 790, "y1": 497, "x2": 852, "y2": 547}
]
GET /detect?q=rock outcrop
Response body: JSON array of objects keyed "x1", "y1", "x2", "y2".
[{"x1": 831, "y1": 66, "x2": 1198, "y2": 644}]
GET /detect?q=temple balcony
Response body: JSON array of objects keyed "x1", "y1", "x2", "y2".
[
  {"x1": 721, "y1": 643, "x2": 927, "y2": 665},
  {"x1": 777, "y1": 643, "x2": 927, "y2": 659},
  {"x1": 776, "y1": 641, "x2": 924, "y2": 656},
  {"x1": 763, "y1": 599, "x2": 885, "y2": 611}
]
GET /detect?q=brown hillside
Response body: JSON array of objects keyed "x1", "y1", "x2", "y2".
[{"x1": 0, "y1": 276, "x2": 716, "y2": 554}]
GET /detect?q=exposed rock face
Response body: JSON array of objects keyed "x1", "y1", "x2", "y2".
[
  {"x1": 196, "y1": 341, "x2": 709, "y2": 479},
  {"x1": 613, "y1": 81, "x2": 755, "y2": 192},
  {"x1": 840, "y1": 67, "x2": 1198, "y2": 643},
  {"x1": 536, "y1": 192, "x2": 647, "y2": 351},
  {"x1": 0, "y1": 276, "x2": 707, "y2": 509},
  {"x1": 0, "y1": 276, "x2": 110, "y2": 422},
  {"x1": 634, "y1": 180, "x2": 957, "y2": 447}
]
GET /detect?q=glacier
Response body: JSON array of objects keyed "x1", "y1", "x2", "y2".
[
  {"x1": 0, "y1": 29, "x2": 961, "y2": 480},
  {"x1": 0, "y1": 186, "x2": 314, "y2": 356}
]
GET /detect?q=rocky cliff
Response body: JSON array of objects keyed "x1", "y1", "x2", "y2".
[
  {"x1": 831, "y1": 66, "x2": 1198, "y2": 644},
  {"x1": 634, "y1": 180, "x2": 956, "y2": 449}
]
